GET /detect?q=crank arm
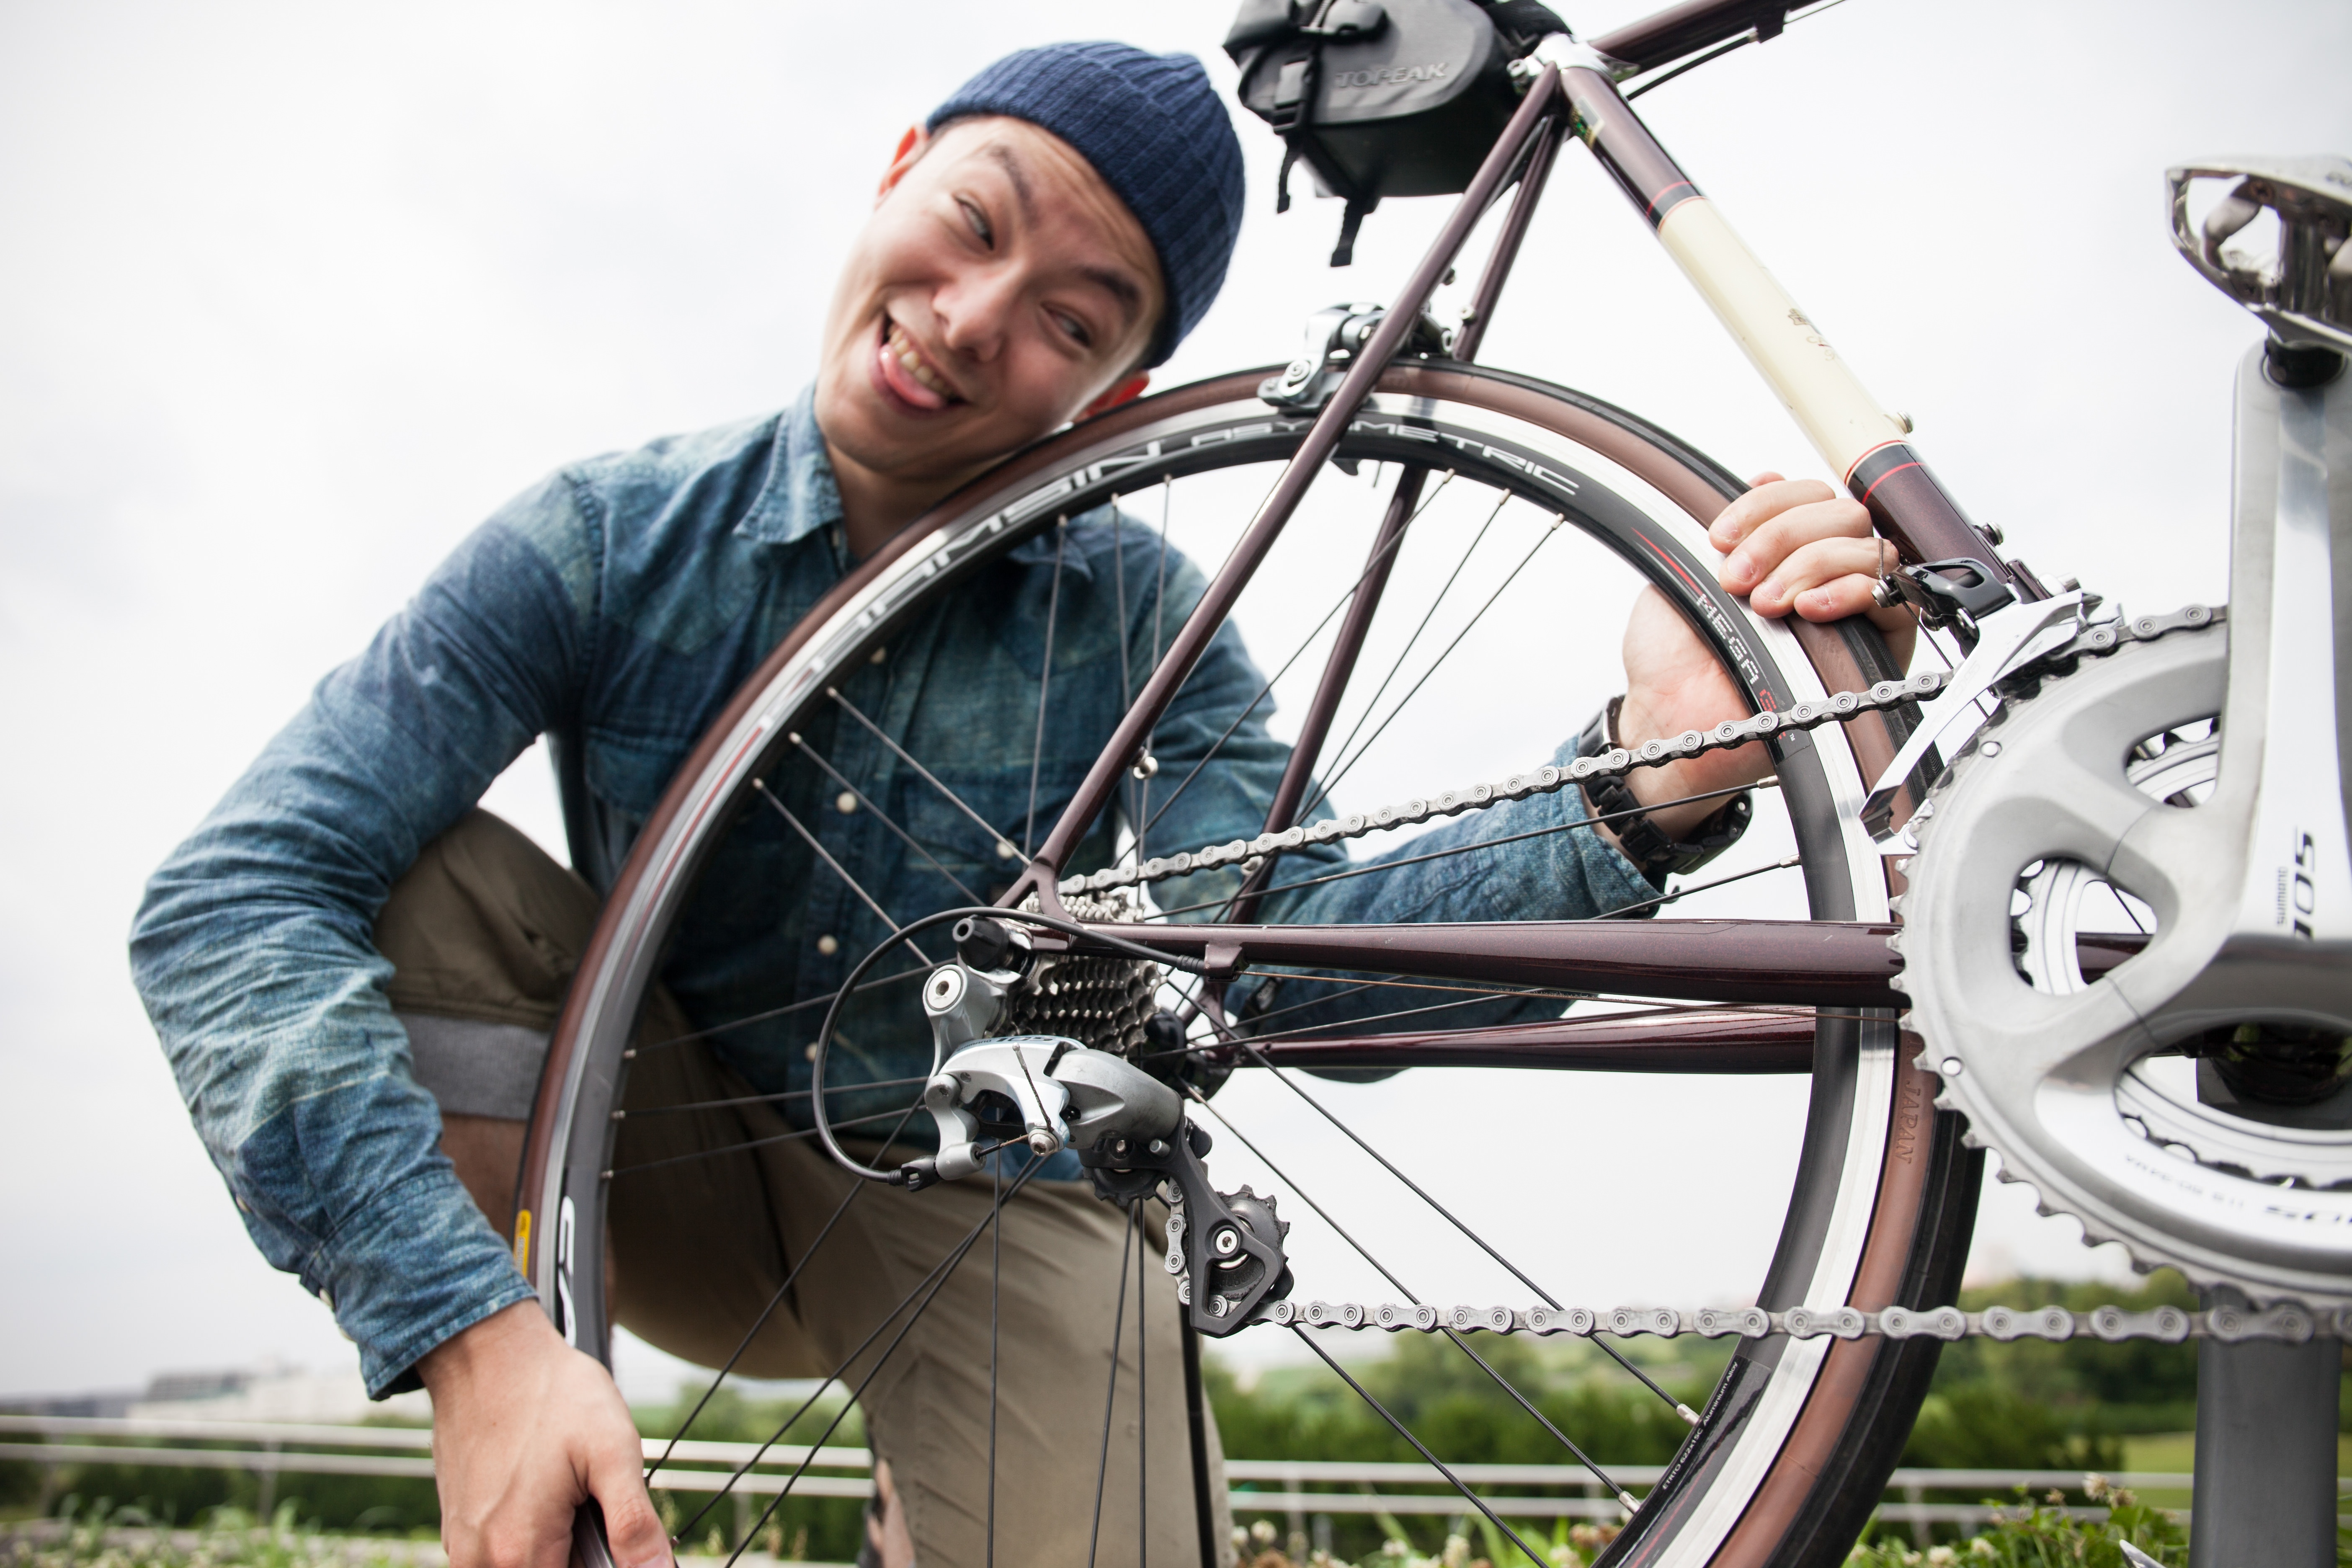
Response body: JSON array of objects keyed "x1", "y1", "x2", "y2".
[{"x1": 1862, "y1": 588, "x2": 2088, "y2": 850}]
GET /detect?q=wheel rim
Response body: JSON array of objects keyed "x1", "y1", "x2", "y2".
[{"x1": 521, "y1": 364, "x2": 1968, "y2": 1568}]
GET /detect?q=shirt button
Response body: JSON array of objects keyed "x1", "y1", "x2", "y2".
[
  {"x1": 996, "y1": 840, "x2": 1019, "y2": 859},
  {"x1": 816, "y1": 934, "x2": 839, "y2": 956},
  {"x1": 836, "y1": 791, "x2": 858, "y2": 814},
  {"x1": 869, "y1": 645, "x2": 889, "y2": 664}
]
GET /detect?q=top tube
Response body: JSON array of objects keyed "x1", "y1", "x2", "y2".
[{"x1": 1587, "y1": 0, "x2": 1802, "y2": 72}]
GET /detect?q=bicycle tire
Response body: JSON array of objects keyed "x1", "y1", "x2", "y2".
[{"x1": 520, "y1": 362, "x2": 1978, "y2": 1568}]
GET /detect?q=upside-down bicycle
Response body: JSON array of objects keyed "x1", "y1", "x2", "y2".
[{"x1": 515, "y1": 1, "x2": 2352, "y2": 1562}]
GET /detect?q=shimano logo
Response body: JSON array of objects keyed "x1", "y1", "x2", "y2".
[
  {"x1": 2282, "y1": 828, "x2": 2320, "y2": 939},
  {"x1": 1331, "y1": 62, "x2": 1451, "y2": 88}
]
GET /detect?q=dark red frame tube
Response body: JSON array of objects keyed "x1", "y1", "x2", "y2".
[
  {"x1": 1589, "y1": 0, "x2": 1795, "y2": 71},
  {"x1": 1064, "y1": 917, "x2": 1906, "y2": 1009},
  {"x1": 1249, "y1": 1006, "x2": 1819, "y2": 1073}
]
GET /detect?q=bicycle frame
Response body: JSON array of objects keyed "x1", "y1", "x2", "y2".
[{"x1": 1002, "y1": 9, "x2": 2031, "y2": 1011}]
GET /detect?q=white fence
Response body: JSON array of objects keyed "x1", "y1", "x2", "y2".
[{"x1": 2, "y1": 1414, "x2": 2321, "y2": 1532}]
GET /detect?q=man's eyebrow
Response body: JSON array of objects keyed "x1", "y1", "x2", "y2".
[
  {"x1": 1079, "y1": 265, "x2": 1145, "y2": 324},
  {"x1": 982, "y1": 142, "x2": 1034, "y2": 223}
]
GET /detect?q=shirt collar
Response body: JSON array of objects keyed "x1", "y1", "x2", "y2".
[
  {"x1": 735, "y1": 384, "x2": 844, "y2": 547},
  {"x1": 733, "y1": 384, "x2": 1095, "y2": 581}
]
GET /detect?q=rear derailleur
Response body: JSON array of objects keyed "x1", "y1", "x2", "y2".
[{"x1": 893, "y1": 930, "x2": 1292, "y2": 1336}]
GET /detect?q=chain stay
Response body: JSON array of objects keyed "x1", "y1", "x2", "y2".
[{"x1": 1248, "y1": 1296, "x2": 2328, "y2": 1342}]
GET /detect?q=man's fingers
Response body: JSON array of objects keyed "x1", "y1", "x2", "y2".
[
  {"x1": 1718, "y1": 497, "x2": 1874, "y2": 596},
  {"x1": 585, "y1": 1439, "x2": 672, "y2": 1568},
  {"x1": 1707, "y1": 476, "x2": 1835, "y2": 555},
  {"x1": 1746, "y1": 535, "x2": 1891, "y2": 620}
]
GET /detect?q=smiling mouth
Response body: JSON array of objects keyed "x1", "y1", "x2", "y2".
[{"x1": 878, "y1": 317, "x2": 962, "y2": 410}]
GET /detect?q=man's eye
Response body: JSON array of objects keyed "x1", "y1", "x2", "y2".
[
  {"x1": 1052, "y1": 311, "x2": 1092, "y2": 348},
  {"x1": 957, "y1": 198, "x2": 993, "y2": 248}
]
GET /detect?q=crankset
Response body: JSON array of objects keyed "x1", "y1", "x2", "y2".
[{"x1": 1898, "y1": 330, "x2": 2352, "y2": 1309}]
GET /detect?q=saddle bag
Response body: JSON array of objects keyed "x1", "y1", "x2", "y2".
[{"x1": 1225, "y1": 0, "x2": 1564, "y2": 264}]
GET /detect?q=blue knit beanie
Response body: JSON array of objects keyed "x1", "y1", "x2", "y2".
[{"x1": 928, "y1": 42, "x2": 1245, "y2": 367}]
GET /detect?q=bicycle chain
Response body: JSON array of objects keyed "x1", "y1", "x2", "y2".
[
  {"x1": 1064, "y1": 603, "x2": 2229, "y2": 901},
  {"x1": 1061, "y1": 671, "x2": 1955, "y2": 897},
  {"x1": 1239, "y1": 1295, "x2": 2331, "y2": 1342}
]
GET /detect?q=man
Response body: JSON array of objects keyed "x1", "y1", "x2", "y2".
[{"x1": 132, "y1": 38, "x2": 1907, "y2": 1568}]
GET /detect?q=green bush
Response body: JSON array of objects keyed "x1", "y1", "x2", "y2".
[{"x1": 1845, "y1": 1480, "x2": 2189, "y2": 1567}]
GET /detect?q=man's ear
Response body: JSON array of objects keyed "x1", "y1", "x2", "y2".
[
  {"x1": 877, "y1": 125, "x2": 925, "y2": 204},
  {"x1": 1080, "y1": 373, "x2": 1151, "y2": 420}
]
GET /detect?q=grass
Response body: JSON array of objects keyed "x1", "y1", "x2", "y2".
[
  {"x1": 2, "y1": 1501, "x2": 438, "y2": 1568},
  {"x1": 1225, "y1": 1480, "x2": 2212, "y2": 1568}
]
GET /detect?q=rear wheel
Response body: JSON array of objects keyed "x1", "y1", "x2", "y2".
[{"x1": 524, "y1": 363, "x2": 1976, "y2": 1568}]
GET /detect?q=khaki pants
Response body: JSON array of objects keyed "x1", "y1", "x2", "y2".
[{"x1": 377, "y1": 811, "x2": 1231, "y2": 1568}]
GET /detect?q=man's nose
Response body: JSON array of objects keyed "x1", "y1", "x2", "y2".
[{"x1": 935, "y1": 266, "x2": 1021, "y2": 363}]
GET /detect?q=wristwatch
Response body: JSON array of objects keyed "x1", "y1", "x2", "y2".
[{"x1": 1575, "y1": 696, "x2": 1752, "y2": 889}]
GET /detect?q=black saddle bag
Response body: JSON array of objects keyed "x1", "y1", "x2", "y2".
[{"x1": 1225, "y1": 0, "x2": 1564, "y2": 263}]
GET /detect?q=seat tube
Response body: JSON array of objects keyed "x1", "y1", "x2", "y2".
[{"x1": 1551, "y1": 52, "x2": 2024, "y2": 591}]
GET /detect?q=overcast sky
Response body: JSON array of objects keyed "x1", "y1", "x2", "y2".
[{"x1": 2, "y1": 0, "x2": 2346, "y2": 1404}]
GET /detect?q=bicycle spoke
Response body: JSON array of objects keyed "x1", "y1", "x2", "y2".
[
  {"x1": 1300, "y1": 483, "x2": 1508, "y2": 819},
  {"x1": 1026, "y1": 519, "x2": 1069, "y2": 856},
  {"x1": 788, "y1": 732, "x2": 977, "y2": 902},
  {"x1": 753, "y1": 779, "x2": 931, "y2": 966},
  {"x1": 624, "y1": 1073, "x2": 932, "y2": 1118},
  {"x1": 714, "y1": 1154, "x2": 1047, "y2": 1565},
  {"x1": 1139, "y1": 469, "x2": 1460, "y2": 841},
  {"x1": 1302, "y1": 505, "x2": 1564, "y2": 823},
  {"x1": 1086, "y1": 1203, "x2": 1138, "y2": 1568},
  {"x1": 1135, "y1": 476, "x2": 1175, "y2": 868},
  {"x1": 1602, "y1": 855, "x2": 1801, "y2": 919},
  {"x1": 645, "y1": 1101, "x2": 924, "y2": 1485},
  {"x1": 987, "y1": 1157, "x2": 1003, "y2": 1568},
  {"x1": 606, "y1": 1101, "x2": 917, "y2": 1179},
  {"x1": 1113, "y1": 500, "x2": 1136, "y2": 860},
  {"x1": 1136, "y1": 1195, "x2": 1148, "y2": 1568},
  {"x1": 1185, "y1": 1091, "x2": 1632, "y2": 1496},
  {"x1": 1289, "y1": 1326, "x2": 1557, "y2": 1565},
  {"x1": 829, "y1": 688, "x2": 1017, "y2": 859},
  {"x1": 633, "y1": 964, "x2": 930, "y2": 1054},
  {"x1": 1224, "y1": 1039, "x2": 1697, "y2": 1420},
  {"x1": 1239, "y1": 986, "x2": 1558, "y2": 1044}
]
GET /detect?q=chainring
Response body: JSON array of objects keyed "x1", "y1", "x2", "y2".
[{"x1": 1896, "y1": 621, "x2": 2352, "y2": 1305}]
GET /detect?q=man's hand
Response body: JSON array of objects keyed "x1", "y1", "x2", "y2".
[
  {"x1": 864, "y1": 1459, "x2": 913, "y2": 1568},
  {"x1": 1707, "y1": 473, "x2": 1914, "y2": 660},
  {"x1": 1607, "y1": 473, "x2": 1917, "y2": 844},
  {"x1": 419, "y1": 1301, "x2": 672, "y2": 1568}
]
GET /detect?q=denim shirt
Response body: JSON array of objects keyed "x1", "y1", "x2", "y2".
[{"x1": 130, "y1": 388, "x2": 1653, "y2": 1398}]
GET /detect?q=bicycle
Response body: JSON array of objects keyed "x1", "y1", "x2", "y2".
[{"x1": 510, "y1": 1, "x2": 2352, "y2": 1562}]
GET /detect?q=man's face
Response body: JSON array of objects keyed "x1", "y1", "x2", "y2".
[{"x1": 815, "y1": 116, "x2": 1165, "y2": 496}]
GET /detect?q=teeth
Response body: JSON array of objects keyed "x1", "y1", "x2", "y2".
[{"x1": 886, "y1": 322, "x2": 953, "y2": 398}]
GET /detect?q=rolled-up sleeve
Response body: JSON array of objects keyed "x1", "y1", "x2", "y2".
[{"x1": 130, "y1": 472, "x2": 597, "y2": 1395}]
